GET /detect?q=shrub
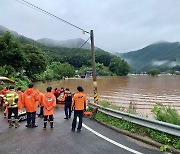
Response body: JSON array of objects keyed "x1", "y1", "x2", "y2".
[{"x1": 151, "y1": 104, "x2": 180, "y2": 125}]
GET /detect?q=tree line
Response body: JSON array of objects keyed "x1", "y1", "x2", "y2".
[{"x1": 0, "y1": 32, "x2": 130, "y2": 89}]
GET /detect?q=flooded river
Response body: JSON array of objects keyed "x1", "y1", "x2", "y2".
[{"x1": 34, "y1": 75, "x2": 180, "y2": 117}]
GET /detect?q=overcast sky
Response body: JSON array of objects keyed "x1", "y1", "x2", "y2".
[{"x1": 1, "y1": 0, "x2": 180, "y2": 53}]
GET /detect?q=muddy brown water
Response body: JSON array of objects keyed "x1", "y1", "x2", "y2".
[{"x1": 34, "y1": 75, "x2": 180, "y2": 117}]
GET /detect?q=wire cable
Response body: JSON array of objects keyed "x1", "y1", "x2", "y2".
[
  {"x1": 14, "y1": 0, "x2": 90, "y2": 34},
  {"x1": 80, "y1": 37, "x2": 90, "y2": 48}
]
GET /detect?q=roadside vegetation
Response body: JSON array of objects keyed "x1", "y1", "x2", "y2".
[
  {"x1": 93, "y1": 111, "x2": 180, "y2": 151},
  {"x1": 91, "y1": 101, "x2": 180, "y2": 151},
  {"x1": 98, "y1": 101, "x2": 180, "y2": 126},
  {"x1": 151, "y1": 103, "x2": 180, "y2": 125}
]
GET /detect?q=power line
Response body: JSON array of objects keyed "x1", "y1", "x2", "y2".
[
  {"x1": 80, "y1": 37, "x2": 90, "y2": 48},
  {"x1": 14, "y1": 0, "x2": 90, "y2": 34}
]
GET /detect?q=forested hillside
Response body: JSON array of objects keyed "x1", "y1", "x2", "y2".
[
  {"x1": 0, "y1": 30, "x2": 130, "y2": 89},
  {"x1": 119, "y1": 42, "x2": 180, "y2": 72}
]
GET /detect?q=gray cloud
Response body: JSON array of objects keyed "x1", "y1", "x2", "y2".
[
  {"x1": 1, "y1": 0, "x2": 180, "y2": 53},
  {"x1": 152, "y1": 60, "x2": 180, "y2": 67}
]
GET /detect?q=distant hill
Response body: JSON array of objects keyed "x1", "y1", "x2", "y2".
[
  {"x1": 37, "y1": 38, "x2": 99, "y2": 50},
  {"x1": 0, "y1": 25, "x2": 38, "y2": 45},
  {"x1": 119, "y1": 41, "x2": 180, "y2": 72},
  {"x1": 0, "y1": 25, "x2": 19, "y2": 37},
  {"x1": 0, "y1": 25, "x2": 100, "y2": 50}
]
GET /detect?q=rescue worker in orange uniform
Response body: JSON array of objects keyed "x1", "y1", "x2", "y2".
[
  {"x1": 1, "y1": 87, "x2": 9, "y2": 95},
  {"x1": 23, "y1": 83, "x2": 39, "y2": 128},
  {"x1": 42, "y1": 87, "x2": 56, "y2": 129},
  {"x1": 64, "y1": 88, "x2": 72, "y2": 119},
  {"x1": 71, "y1": 86, "x2": 86, "y2": 132},
  {"x1": 1, "y1": 87, "x2": 10, "y2": 118},
  {"x1": 17, "y1": 87, "x2": 24, "y2": 112},
  {"x1": 4, "y1": 86, "x2": 20, "y2": 128}
]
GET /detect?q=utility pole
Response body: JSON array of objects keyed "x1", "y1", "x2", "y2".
[
  {"x1": 90, "y1": 30, "x2": 98, "y2": 103},
  {"x1": 15, "y1": 0, "x2": 98, "y2": 103}
]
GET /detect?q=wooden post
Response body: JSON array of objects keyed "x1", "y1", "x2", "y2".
[{"x1": 90, "y1": 30, "x2": 98, "y2": 103}]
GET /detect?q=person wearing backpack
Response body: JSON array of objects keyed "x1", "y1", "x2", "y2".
[
  {"x1": 64, "y1": 88, "x2": 72, "y2": 119},
  {"x1": 42, "y1": 87, "x2": 56, "y2": 129}
]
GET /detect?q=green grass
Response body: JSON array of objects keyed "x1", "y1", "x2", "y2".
[
  {"x1": 98, "y1": 100, "x2": 110, "y2": 108},
  {"x1": 94, "y1": 101, "x2": 180, "y2": 151},
  {"x1": 151, "y1": 104, "x2": 180, "y2": 126}
]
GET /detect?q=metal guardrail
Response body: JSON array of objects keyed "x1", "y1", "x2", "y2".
[{"x1": 88, "y1": 102, "x2": 180, "y2": 137}]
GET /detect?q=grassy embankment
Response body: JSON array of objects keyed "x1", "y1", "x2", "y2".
[{"x1": 90, "y1": 101, "x2": 180, "y2": 152}]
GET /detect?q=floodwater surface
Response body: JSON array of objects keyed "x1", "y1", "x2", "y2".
[{"x1": 34, "y1": 75, "x2": 180, "y2": 117}]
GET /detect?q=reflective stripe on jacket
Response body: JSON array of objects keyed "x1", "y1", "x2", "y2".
[{"x1": 4, "y1": 91, "x2": 18, "y2": 108}]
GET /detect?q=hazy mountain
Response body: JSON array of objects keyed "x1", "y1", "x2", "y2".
[
  {"x1": 0, "y1": 25, "x2": 19, "y2": 37},
  {"x1": 118, "y1": 41, "x2": 180, "y2": 72},
  {"x1": 0, "y1": 25, "x2": 38, "y2": 45},
  {"x1": 0, "y1": 25, "x2": 100, "y2": 50},
  {"x1": 37, "y1": 38, "x2": 100, "y2": 50},
  {"x1": 1, "y1": 25, "x2": 180, "y2": 72}
]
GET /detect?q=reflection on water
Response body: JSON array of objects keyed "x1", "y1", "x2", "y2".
[{"x1": 34, "y1": 75, "x2": 180, "y2": 116}]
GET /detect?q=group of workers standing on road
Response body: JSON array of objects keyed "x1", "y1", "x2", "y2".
[{"x1": 0, "y1": 83, "x2": 87, "y2": 132}]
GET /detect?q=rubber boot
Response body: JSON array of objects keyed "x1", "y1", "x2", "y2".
[
  {"x1": 8, "y1": 119, "x2": 14, "y2": 128},
  {"x1": 50, "y1": 121, "x2": 54, "y2": 129},
  {"x1": 43, "y1": 121, "x2": 47, "y2": 130},
  {"x1": 15, "y1": 119, "x2": 20, "y2": 128}
]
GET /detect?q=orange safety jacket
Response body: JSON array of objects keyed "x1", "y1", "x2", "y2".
[
  {"x1": 42, "y1": 92, "x2": 56, "y2": 116},
  {"x1": 72, "y1": 92, "x2": 86, "y2": 110},
  {"x1": 36, "y1": 90, "x2": 44, "y2": 107},
  {"x1": 23, "y1": 88, "x2": 39, "y2": 112},
  {"x1": 17, "y1": 90, "x2": 24, "y2": 111}
]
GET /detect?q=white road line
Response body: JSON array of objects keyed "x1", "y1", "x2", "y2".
[{"x1": 82, "y1": 123, "x2": 143, "y2": 154}]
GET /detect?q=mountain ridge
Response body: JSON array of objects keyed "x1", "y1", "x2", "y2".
[
  {"x1": 0, "y1": 25, "x2": 99, "y2": 50},
  {"x1": 1, "y1": 25, "x2": 180, "y2": 72},
  {"x1": 36, "y1": 37, "x2": 99, "y2": 49},
  {"x1": 119, "y1": 41, "x2": 180, "y2": 72}
]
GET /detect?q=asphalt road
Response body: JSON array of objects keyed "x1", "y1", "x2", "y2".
[{"x1": 0, "y1": 106, "x2": 162, "y2": 154}]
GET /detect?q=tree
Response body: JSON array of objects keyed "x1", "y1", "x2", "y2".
[
  {"x1": 0, "y1": 32, "x2": 25, "y2": 71},
  {"x1": 0, "y1": 65, "x2": 16, "y2": 77},
  {"x1": 22, "y1": 44, "x2": 48, "y2": 80},
  {"x1": 147, "y1": 68, "x2": 160, "y2": 76},
  {"x1": 48, "y1": 62, "x2": 75, "y2": 79},
  {"x1": 109, "y1": 58, "x2": 130, "y2": 76},
  {"x1": 96, "y1": 63, "x2": 112, "y2": 76},
  {"x1": 95, "y1": 50, "x2": 114, "y2": 66}
]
